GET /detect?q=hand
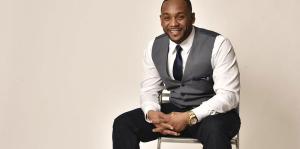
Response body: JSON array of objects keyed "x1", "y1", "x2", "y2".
[
  {"x1": 147, "y1": 110, "x2": 180, "y2": 136},
  {"x1": 167, "y1": 112, "x2": 189, "y2": 133}
]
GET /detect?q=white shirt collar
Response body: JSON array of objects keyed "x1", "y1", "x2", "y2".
[{"x1": 169, "y1": 26, "x2": 195, "y2": 55}]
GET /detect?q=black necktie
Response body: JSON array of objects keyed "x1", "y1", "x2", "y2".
[{"x1": 173, "y1": 45, "x2": 183, "y2": 81}]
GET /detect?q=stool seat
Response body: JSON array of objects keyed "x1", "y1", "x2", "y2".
[
  {"x1": 157, "y1": 135, "x2": 239, "y2": 149},
  {"x1": 159, "y1": 135, "x2": 238, "y2": 144}
]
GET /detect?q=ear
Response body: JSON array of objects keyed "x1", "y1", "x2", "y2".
[
  {"x1": 160, "y1": 14, "x2": 164, "y2": 26},
  {"x1": 191, "y1": 12, "x2": 195, "y2": 24}
]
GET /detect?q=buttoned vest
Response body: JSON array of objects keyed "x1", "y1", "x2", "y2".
[{"x1": 152, "y1": 27, "x2": 219, "y2": 108}]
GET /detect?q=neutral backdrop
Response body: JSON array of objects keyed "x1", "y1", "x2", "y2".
[{"x1": 1, "y1": 0, "x2": 299, "y2": 149}]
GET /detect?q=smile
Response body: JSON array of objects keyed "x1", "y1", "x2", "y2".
[{"x1": 169, "y1": 29, "x2": 182, "y2": 34}]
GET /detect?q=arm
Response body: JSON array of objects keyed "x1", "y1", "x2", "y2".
[
  {"x1": 191, "y1": 35, "x2": 240, "y2": 122},
  {"x1": 140, "y1": 39, "x2": 179, "y2": 135},
  {"x1": 140, "y1": 39, "x2": 164, "y2": 119}
]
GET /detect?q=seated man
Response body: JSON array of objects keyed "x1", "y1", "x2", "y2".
[{"x1": 113, "y1": 0, "x2": 241, "y2": 149}]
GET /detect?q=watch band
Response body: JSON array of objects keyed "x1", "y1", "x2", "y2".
[{"x1": 187, "y1": 111, "x2": 198, "y2": 125}]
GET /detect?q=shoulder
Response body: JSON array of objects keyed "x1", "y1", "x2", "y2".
[
  {"x1": 193, "y1": 27, "x2": 232, "y2": 48},
  {"x1": 154, "y1": 33, "x2": 168, "y2": 41},
  {"x1": 214, "y1": 35, "x2": 233, "y2": 50},
  {"x1": 194, "y1": 27, "x2": 220, "y2": 38},
  {"x1": 152, "y1": 33, "x2": 169, "y2": 50},
  {"x1": 211, "y1": 35, "x2": 235, "y2": 63},
  {"x1": 144, "y1": 33, "x2": 167, "y2": 54}
]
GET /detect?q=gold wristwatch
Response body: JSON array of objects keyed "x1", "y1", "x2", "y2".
[{"x1": 187, "y1": 111, "x2": 198, "y2": 126}]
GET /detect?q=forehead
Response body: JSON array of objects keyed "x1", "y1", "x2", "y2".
[{"x1": 161, "y1": 0, "x2": 189, "y2": 14}]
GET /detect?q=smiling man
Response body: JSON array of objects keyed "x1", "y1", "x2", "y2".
[{"x1": 113, "y1": 0, "x2": 241, "y2": 149}]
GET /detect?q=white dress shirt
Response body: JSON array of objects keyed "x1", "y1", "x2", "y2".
[{"x1": 140, "y1": 27, "x2": 240, "y2": 122}]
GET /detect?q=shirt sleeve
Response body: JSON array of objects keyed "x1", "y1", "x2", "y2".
[
  {"x1": 140, "y1": 39, "x2": 165, "y2": 122},
  {"x1": 191, "y1": 35, "x2": 240, "y2": 122}
]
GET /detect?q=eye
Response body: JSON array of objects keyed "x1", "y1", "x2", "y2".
[
  {"x1": 163, "y1": 16, "x2": 170, "y2": 21},
  {"x1": 177, "y1": 15, "x2": 185, "y2": 20}
]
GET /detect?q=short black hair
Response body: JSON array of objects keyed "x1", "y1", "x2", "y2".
[{"x1": 161, "y1": 0, "x2": 193, "y2": 12}]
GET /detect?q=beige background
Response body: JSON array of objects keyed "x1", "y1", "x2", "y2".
[{"x1": 1, "y1": 0, "x2": 299, "y2": 149}]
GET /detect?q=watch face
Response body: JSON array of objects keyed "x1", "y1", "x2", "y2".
[{"x1": 191, "y1": 117, "x2": 197, "y2": 125}]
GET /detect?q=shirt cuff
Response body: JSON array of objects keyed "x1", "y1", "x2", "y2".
[
  {"x1": 191, "y1": 102, "x2": 217, "y2": 122},
  {"x1": 141, "y1": 105, "x2": 160, "y2": 123}
]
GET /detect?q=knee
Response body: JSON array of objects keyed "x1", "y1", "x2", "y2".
[
  {"x1": 200, "y1": 119, "x2": 226, "y2": 139},
  {"x1": 113, "y1": 113, "x2": 129, "y2": 130},
  {"x1": 206, "y1": 123, "x2": 224, "y2": 135}
]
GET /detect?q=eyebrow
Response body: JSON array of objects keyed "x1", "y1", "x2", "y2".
[{"x1": 161, "y1": 12, "x2": 186, "y2": 16}]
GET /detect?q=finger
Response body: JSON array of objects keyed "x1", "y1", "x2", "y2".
[
  {"x1": 150, "y1": 115, "x2": 163, "y2": 124},
  {"x1": 170, "y1": 112, "x2": 175, "y2": 116},
  {"x1": 152, "y1": 123, "x2": 172, "y2": 133},
  {"x1": 152, "y1": 127, "x2": 164, "y2": 133},
  {"x1": 159, "y1": 123, "x2": 174, "y2": 130},
  {"x1": 154, "y1": 122, "x2": 173, "y2": 130},
  {"x1": 162, "y1": 129, "x2": 180, "y2": 136},
  {"x1": 150, "y1": 118, "x2": 160, "y2": 124},
  {"x1": 159, "y1": 114, "x2": 171, "y2": 123}
]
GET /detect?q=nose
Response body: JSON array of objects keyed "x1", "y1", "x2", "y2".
[{"x1": 170, "y1": 17, "x2": 179, "y2": 27}]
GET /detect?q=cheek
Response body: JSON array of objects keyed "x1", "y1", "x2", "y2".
[
  {"x1": 175, "y1": 22, "x2": 184, "y2": 29},
  {"x1": 161, "y1": 22, "x2": 168, "y2": 28},
  {"x1": 180, "y1": 20, "x2": 191, "y2": 26}
]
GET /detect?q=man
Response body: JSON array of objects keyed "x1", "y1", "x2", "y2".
[{"x1": 113, "y1": 0, "x2": 240, "y2": 149}]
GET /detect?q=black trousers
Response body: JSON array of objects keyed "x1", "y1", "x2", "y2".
[{"x1": 113, "y1": 103, "x2": 240, "y2": 149}]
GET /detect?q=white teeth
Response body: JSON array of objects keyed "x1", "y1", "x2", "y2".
[
  {"x1": 170, "y1": 30, "x2": 180, "y2": 33},
  {"x1": 169, "y1": 29, "x2": 181, "y2": 35}
]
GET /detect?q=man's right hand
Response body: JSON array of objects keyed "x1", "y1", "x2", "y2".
[{"x1": 147, "y1": 110, "x2": 180, "y2": 136}]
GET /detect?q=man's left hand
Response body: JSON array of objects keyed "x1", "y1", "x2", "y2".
[
  {"x1": 167, "y1": 112, "x2": 190, "y2": 133},
  {"x1": 154, "y1": 112, "x2": 189, "y2": 135},
  {"x1": 152, "y1": 111, "x2": 190, "y2": 135}
]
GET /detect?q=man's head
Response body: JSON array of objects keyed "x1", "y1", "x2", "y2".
[{"x1": 160, "y1": 0, "x2": 195, "y2": 44}]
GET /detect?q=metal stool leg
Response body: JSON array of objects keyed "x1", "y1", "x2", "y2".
[
  {"x1": 157, "y1": 137, "x2": 161, "y2": 149},
  {"x1": 236, "y1": 133, "x2": 239, "y2": 149}
]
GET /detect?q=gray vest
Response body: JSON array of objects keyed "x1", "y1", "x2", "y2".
[{"x1": 152, "y1": 27, "x2": 219, "y2": 108}]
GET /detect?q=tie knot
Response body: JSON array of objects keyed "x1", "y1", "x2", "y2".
[{"x1": 176, "y1": 45, "x2": 183, "y2": 53}]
